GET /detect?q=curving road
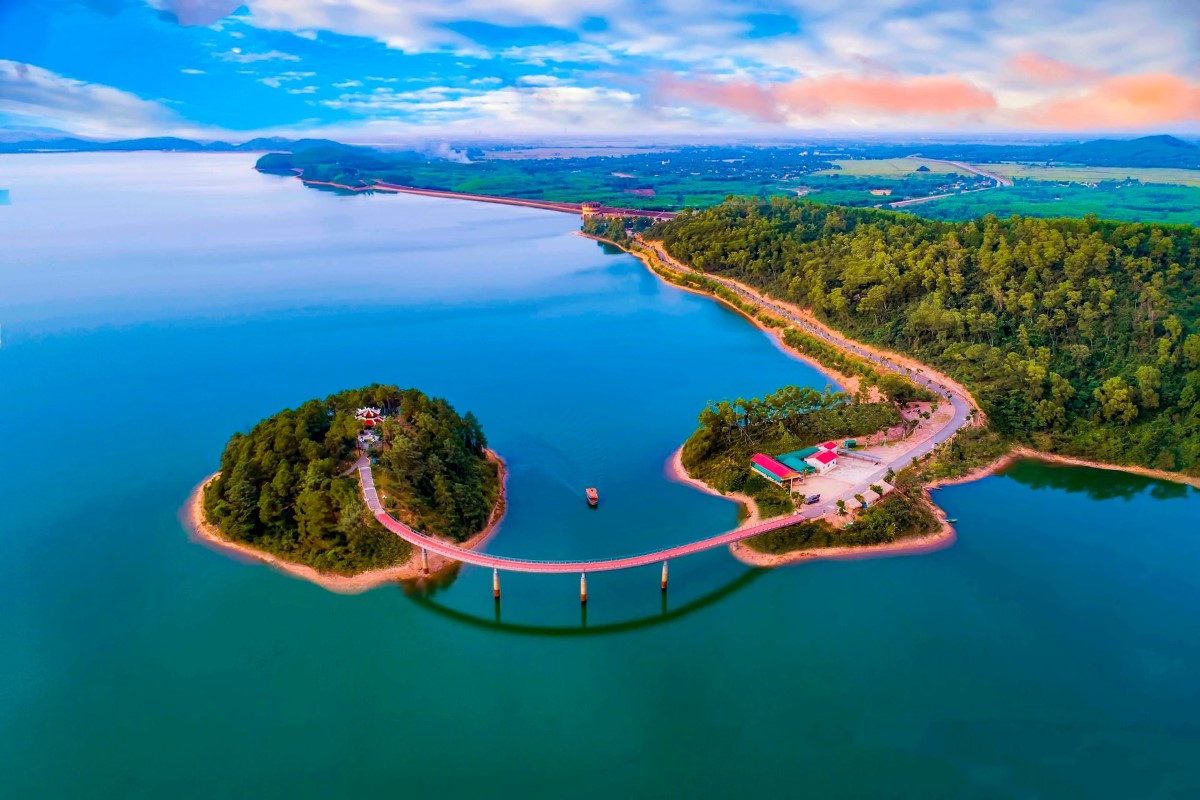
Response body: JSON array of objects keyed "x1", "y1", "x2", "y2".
[{"x1": 356, "y1": 239, "x2": 974, "y2": 574}]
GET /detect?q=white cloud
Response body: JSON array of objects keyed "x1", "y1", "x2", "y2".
[
  {"x1": 333, "y1": 80, "x2": 363, "y2": 88},
  {"x1": 515, "y1": 75, "x2": 570, "y2": 87},
  {"x1": 286, "y1": 85, "x2": 319, "y2": 94},
  {"x1": 498, "y1": 43, "x2": 617, "y2": 66},
  {"x1": 257, "y1": 70, "x2": 315, "y2": 88},
  {"x1": 180, "y1": 68, "x2": 206, "y2": 75},
  {"x1": 0, "y1": 59, "x2": 218, "y2": 139},
  {"x1": 214, "y1": 48, "x2": 300, "y2": 63}
]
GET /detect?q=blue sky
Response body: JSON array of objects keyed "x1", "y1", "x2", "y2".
[{"x1": 1, "y1": 0, "x2": 1197, "y2": 140}]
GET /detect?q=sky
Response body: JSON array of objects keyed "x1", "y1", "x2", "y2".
[{"x1": 0, "y1": 0, "x2": 1197, "y2": 141}]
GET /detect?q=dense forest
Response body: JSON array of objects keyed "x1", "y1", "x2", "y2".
[
  {"x1": 203, "y1": 385, "x2": 501, "y2": 575},
  {"x1": 651, "y1": 198, "x2": 1200, "y2": 475}
]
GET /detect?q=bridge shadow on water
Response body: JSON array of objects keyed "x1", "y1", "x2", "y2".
[{"x1": 402, "y1": 568, "x2": 768, "y2": 638}]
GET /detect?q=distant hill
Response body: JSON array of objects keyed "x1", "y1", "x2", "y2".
[
  {"x1": 886, "y1": 135, "x2": 1200, "y2": 170},
  {"x1": 0, "y1": 136, "x2": 367, "y2": 154}
]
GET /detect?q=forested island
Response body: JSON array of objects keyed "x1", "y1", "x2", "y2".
[
  {"x1": 197, "y1": 385, "x2": 503, "y2": 580},
  {"x1": 648, "y1": 198, "x2": 1200, "y2": 476}
]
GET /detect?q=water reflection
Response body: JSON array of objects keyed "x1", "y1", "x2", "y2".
[
  {"x1": 406, "y1": 568, "x2": 766, "y2": 638},
  {"x1": 1002, "y1": 458, "x2": 1195, "y2": 501}
]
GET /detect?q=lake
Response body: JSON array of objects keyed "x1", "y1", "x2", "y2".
[{"x1": 1, "y1": 154, "x2": 1198, "y2": 797}]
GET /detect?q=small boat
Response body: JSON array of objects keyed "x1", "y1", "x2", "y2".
[
  {"x1": 585, "y1": 487, "x2": 599, "y2": 507},
  {"x1": 945, "y1": 518, "x2": 958, "y2": 523}
]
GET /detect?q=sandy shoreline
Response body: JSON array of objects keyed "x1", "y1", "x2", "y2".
[
  {"x1": 664, "y1": 444, "x2": 957, "y2": 568},
  {"x1": 605, "y1": 231, "x2": 1194, "y2": 568},
  {"x1": 182, "y1": 451, "x2": 508, "y2": 594},
  {"x1": 925, "y1": 446, "x2": 1200, "y2": 490},
  {"x1": 664, "y1": 446, "x2": 760, "y2": 525}
]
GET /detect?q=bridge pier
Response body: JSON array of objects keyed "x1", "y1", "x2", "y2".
[
  {"x1": 580, "y1": 573, "x2": 588, "y2": 605},
  {"x1": 421, "y1": 548, "x2": 429, "y2": 574},
  {"x1": 661, "y1": 561, "x2": 669, "y2": 592},
  {"x1": 493, "y1": 568, "x2": 501, "y2": 600}
]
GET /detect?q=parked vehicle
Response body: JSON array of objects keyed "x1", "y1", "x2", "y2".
[{"x1": 804, "y1": 494, "x2": 821, "y2": 505}]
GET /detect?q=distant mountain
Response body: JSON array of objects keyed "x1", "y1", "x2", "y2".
[
  {"x1": 0, "y1": 136, "x2": 366, "y2": 154},
  {"x1": 881, "y1": 135, "x2": 1200, "y2": 170},
  {"x1": 1042, "y1": 135, "x2": 1199, "y2": 167}
]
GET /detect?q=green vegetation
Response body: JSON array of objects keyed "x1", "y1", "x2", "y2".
[
  {"x1": 258, "y1": 145, "x2": 836, "y2": 210},
  {"x1": 815, "y1": 158, "x2": 962, "y2": 176},
  {"x1": 653, "y1": 198, "x2": 1200, "y2": 475},
  {"x1": 978, "y1": 164, "x2": 1200, "y2": 187},
  {"x1": 680, "y1": 386, "x2": 902, "y2": 515},
  {"x1": 744, "y1": 487, "x2": 939, "y2": 553},
  {"x1": 202, "y1": 385, "x2": 500, "y2": 575},
  {"x1": 911, "y1": 182, "x2": 1200, "y2": 227},
  {"x1": 858, "y1": 135, "x2": 1200, "y2": 170}
]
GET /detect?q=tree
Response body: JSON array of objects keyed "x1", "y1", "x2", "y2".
[
  {"x1": 836, "y1": 499, "x2": 847, "y2": 515},
  {"x1": 1094, "y1": 376, "x2": 1139, "y2": 424}
]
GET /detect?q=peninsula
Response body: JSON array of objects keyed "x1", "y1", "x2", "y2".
[
  {"x1": 188, "y1": 385, "x2": 505, "y2": 592},
  {"x1": 580, "y1": 198, "x2": 1200, "y2": 565}
]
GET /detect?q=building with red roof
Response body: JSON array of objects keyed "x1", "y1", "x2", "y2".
[
  {"x1": 819, "y1": 440, "x2": 838, "y2": 451},
  {"x1": 355, "y1": 407, "x2": 384, "y2": 427},
  {"x1": 805, "y1": 449, "x2": 838, "y2": 474},
  {"x1": 750, "y1": 453, "x2": 800, "y2": 488}
]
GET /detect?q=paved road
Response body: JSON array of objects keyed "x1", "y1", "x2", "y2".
[
  {"x1": 639, "y1": 239, "x2": 973, "y2": 522},
  {"x1": 356, "y1": 240, "x2": 973, "y2": 574},
  {"x1": 369, "y1": 183, "x2": 677, "y2": 221},
  {"x1": 903, "y1": 156, "x2": 1014, "y2": 187}
]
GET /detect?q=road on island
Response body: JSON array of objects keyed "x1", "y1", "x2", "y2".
[{"x1": 355, "y1": 240, "x2": 974, "y2": 574}]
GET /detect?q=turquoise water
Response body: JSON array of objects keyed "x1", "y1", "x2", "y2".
[{"x1": 2, "y1": 154, "x2": 1199, "y2": 797}]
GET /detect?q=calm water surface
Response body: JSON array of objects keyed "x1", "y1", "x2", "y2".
[{"x1": 1, "y1": 154, "x2": 1198, "y2": 797}]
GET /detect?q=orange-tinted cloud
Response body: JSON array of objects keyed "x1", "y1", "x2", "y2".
[
  {"x1": 1023, "y1": 73, "x2": 1200, "y2": 129},
  {"x1": 1009, "y1": 53, "x2": 1101, "y2": 85},
  {"x1": 776, "y1": 75, "x2": 997, "y2": 116},
  {"x1": 656, "y1": 73, "x2": 996, "y2": 121},
  {"x1": 657, "y1": 75, "x2": 782, "y2": 121}
]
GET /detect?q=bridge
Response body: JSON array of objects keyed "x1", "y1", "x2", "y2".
[
  {"x1": 354, "y1": 237, "x2": 975, "y2": 601},
  {"x1": 360, "y1": 454, "x2": 810, "y2": 579}
]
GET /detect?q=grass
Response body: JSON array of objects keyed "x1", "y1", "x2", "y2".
[
  {"x1": 911, "y1": 182, "x2": 1200, "y2": 226},
  {"x1": 814, "y1": 158, "x2": 963, "y2": 177},
  {"x1": 975, "y1": 163, "x2": 1200, "y2": 187}
]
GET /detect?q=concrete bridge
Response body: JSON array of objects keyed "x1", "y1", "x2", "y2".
[
  {"x1": 358, "y1": 455, "x2": 807, "y2": 599},
  {"x1": 354, "y1": 237, "x2": 974, "y2": 601}
]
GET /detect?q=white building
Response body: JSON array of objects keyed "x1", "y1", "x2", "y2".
[{"x1": 804, "y1": 449, "x2": 837, "y2": 474}]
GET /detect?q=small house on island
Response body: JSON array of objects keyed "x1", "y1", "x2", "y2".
[
  {"x1": 750, "y1": 453, "x2": 801, "y2": 489},
  {"x1": 355, "y1": 407, "x2": 385, "y2": 427}
]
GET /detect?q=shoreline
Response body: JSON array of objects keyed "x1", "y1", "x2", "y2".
[
  {"x1": 597, "y1": 230, "x2": 1197, "y2": 567},
  {"x1": 664, "y1": 446, "x2": 760, "y2": 525},
  {"x1": 925, "y1": 446, "x2": 1200, "y2": 491},
  {"x1": 577, "y1": 232, "x2": 864, "y2": 396},
  {"x1": 730, "y1": 505, "x2": 958, "y2": 569},
  {"x1": 182, "y1": 450, "x2": 508, "y2": 594},
  {"x1": 665, "y1": 445, "x2": 957, "y2": 568}
]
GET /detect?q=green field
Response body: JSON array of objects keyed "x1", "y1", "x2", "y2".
[
  {"x1": 910, "y1": 182, "x2": 1200, "y2": 226},
  {"x1": 815, "y1": 158, "x2": 963, "y2": 176},
  {"x1": 977, "y1": 163, "x2": 1200, "y2": 187}
]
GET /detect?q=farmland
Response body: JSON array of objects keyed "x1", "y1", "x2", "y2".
[
  {"x1": 814, "y1": 158, "x2": 963, "y2": 176},
  {"x1": 976, "y1": 163, "x2": 1200, "y2": 187}
]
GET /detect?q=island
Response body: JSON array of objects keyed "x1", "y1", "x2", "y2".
[{"x1": 188, "y1": 385, "x2": 504, "y2": 592}]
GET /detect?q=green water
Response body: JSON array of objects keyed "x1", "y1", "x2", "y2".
[{"x1": 2, "y1": 154, "x2": 1199, "y2": 797}]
